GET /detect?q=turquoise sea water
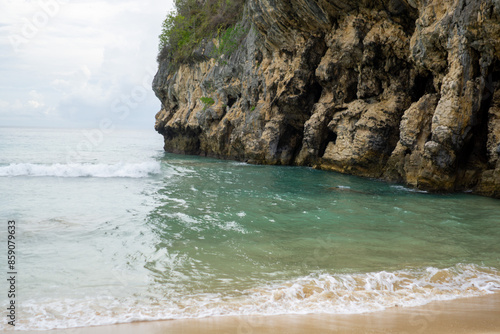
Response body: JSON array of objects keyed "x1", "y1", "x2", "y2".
[{"x1": 0, "y1": 127, "x2": 500, "y2": 330}]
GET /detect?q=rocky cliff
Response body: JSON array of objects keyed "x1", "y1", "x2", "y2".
[{"x1": 153, "y1": 0, "x2": 500, "y2": 198}]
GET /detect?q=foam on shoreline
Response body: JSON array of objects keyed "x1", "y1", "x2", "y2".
[{"x1": 5, "y1": 264, "x2": 500, "y2": 331}]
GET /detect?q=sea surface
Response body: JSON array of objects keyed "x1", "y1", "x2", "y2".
[{"x1": 0, "y1": 127, "x2": 500, "y2": 331}]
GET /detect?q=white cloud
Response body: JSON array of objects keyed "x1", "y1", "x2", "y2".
[
  {"x1": 0, "y1": 0, "x2": 175, "y2": 128},
  {"x1": 29, "y1": 90, "x2": 44, "y2": 100},
  {"x1": 28, "y1": 100, "x2": 44, "y2": 108}
]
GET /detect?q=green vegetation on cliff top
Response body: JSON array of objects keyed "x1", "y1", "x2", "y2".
[{"x1": 158, "y1": 0, "x2": 245, "y2": 64}]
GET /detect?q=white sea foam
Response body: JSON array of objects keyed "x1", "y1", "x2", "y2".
[
  {"x1": 390, "y1": 185, "x2": 428, "y2": 193},
  {"x1": 217, "y1": 220, "x2": 248, "y2": 234},
  {"x1": 6, "y1": 264, "x2": 500, "y2": 331},
  {"x1": 0, "y1": 162, "x2": 161, "y2": 178},
  {"x1": 167, "y1": 212, "x2": 248, "y2": 234},
  {"x1": 250, "y1": 264, "x2": 500, "y2": 314}
]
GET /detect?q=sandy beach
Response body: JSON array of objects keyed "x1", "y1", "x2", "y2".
[{"x1": 19, "y1": 293, "x2": 500, "y2": 334}]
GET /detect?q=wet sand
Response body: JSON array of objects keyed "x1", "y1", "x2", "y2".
[{"x1": 21, "y1": 293, "x2": 500, "y2": 334}]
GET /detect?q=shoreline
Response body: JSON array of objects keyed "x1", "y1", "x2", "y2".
[{"x1": 19, "y1": 293, "x2": 500, "y2": 333}]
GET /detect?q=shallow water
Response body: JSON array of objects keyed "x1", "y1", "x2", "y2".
[{"x1": 0, "y1": 127, "x2": 499, "y2": 330}]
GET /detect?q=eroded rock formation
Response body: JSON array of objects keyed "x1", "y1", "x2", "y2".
[{"x1": 153, "y1": 0, "x2": 500, "y2": 198}]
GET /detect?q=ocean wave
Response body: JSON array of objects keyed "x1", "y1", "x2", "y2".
[
  {"x1": 249, "y1": 263, "x2": 500, "y2": 313},
  {"x1": 6, "y1": 264, "x2": 500, "y2": 331},
  {"x1": 0, "y1": 162, "x2": 161, "y2": 178}
]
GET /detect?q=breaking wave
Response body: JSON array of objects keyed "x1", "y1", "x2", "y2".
[
  {"x1": 0, "y1": 162, "x2": 161, "y2": 178},
  {"x1": 7, "y1": 264, "x2": 500, "y2": 331}
]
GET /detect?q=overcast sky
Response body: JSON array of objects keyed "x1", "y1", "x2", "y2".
[{"x1": 0, "y1": 0, "x2": 175, "y2": 129}]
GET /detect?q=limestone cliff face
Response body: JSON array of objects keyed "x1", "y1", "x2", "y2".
[{"x1": 153, "y1": 0, "x2": 500, "y2": 198}]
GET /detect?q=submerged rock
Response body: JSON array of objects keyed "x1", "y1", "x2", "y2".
[{"x1": 153, "y1": 0, "x2": 500, "y2": 198}]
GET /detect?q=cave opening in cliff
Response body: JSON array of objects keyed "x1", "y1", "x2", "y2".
[
  {"x1": 481, "y1": 60, "x2": 500, "y2": 169},
  {"x1": 310, "y1": 82, "x2": 323, "y2": 106},
  {"x1": 227, "y1": 95, "x2": 237, "y2": 108},
  {"x1": 276, "y1": 124, "x2": 304, "y2": 164},
  {"x1": 456, "y1": 64, "x2": 499, "y2": 175},
  {"x1": 492, "y1": 62, "x2": 500, "y2": 83},
  {"x1": 411, "y1": 72, "x2": 435, "y2": 102},
  {"x1": 319, "y1": 131, "x2": 337, "y2": 158}
]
